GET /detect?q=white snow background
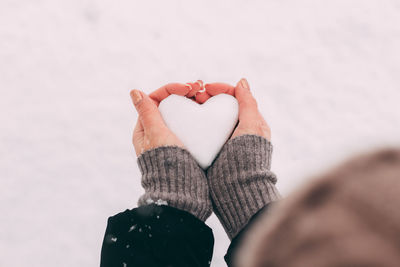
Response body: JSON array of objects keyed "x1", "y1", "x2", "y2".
[{"x1": 1, "y1": 0, "x2": 400, "y2": 266}]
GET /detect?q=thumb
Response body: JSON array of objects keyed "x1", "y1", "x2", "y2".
[
  {"x1": 130, "y1": 89, "x2": 165, "y2": 131},
  {"x1": 235, "y1": 78, "x2": 259, "y2": 121}
]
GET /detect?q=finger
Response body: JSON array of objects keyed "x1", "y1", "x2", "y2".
[
  {"x1": 132, "y1": 119, "x2": 144, "y2": 156},
  {"x1": 186, "y1": 80, "x2": 203, "y2": 98},
  {"x1": 149, "y1": 83, "x2": 192, "y2": 105},
  {"x1": 134, "y1": 118, "x2": 143, "y2": 131},
  {"x1": 205, "y1": 83, "x2": 235, "y2": 96},
  {"x1": 234, "y1": 78, "x2": 259, "y2": 121},
  {"x1": 195, "y1": 91, "x2": 212, "y2": 104},
  {"x1": 130, "y1": 89, "x2": 165, "y2": 131}
]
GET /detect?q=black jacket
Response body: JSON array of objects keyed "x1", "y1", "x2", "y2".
[{"x1": 100, "y1": 203, "x2": 271, "y2": 267}]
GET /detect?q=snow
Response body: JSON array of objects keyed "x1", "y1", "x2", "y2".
[
  {"x1": 154, "y1": 199, "x2": 168, "y2": 206},
  {"x1": 145, "y1": 198, "x2": 168, "y2": 206},
  {"x1": 159, "y1": 94, "x2": 239, "y2": 169},
  {"x1": 145, "y1": 198, "x2": 155, "y2": 204},
  {"x1": 1, "y1": 1, "x2": 400, "y2": 267},
  {"x1": 128, "y1": 225, "x2": 137, "y2": 232}
]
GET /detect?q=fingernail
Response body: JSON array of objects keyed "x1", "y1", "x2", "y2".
[
  {"x1": 240, "y1": 78, "x2": 250, "y2": 90},
  {"x1": 131, "y1": 90, "x2": 142, "y2": 105},
  {"x1": 196, "y1": 80, "x2": 206, "y2": 92},
  {"x1": 185, "y1": 83, "x2": 192, "y2": 91}
]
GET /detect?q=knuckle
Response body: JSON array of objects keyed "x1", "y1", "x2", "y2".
[
  {"x1": 251, "y1": 118, "x2": 270, "y2": 137},
  {"x1": 239, "y1": 95, "x2": 258, "y2": 109},
  {"x1": 247, "y1": 92, "x2": 258, "y2": 105},
  {"x1": 138, "y1": 105, "x2": 154, "y2": 117},
  {"x1": 250, "y1": 98, "x2": 258, "y2": 109}
]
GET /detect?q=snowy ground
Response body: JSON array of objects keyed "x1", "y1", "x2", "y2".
[{"x1": 1, "y1": 0, "x2": 400, "y2": 266}]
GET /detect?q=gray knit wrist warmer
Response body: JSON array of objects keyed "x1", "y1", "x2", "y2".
[
  {"x1": 207, "y1": 135, "x2": 281, "y2": 240},
  {"x1": 137, "y1": 146, "x2": 212, "y2": 222}
]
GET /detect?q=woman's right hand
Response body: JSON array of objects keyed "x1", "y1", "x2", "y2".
[{"x1": 205, "y1": 78, "x2": 271, "y2": 141}]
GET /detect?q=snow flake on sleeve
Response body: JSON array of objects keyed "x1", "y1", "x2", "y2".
[
  {"x1": 154, "y1": 199, "x2": 168, "y2": 206},
  {"x1": 105, "y1": 234, "x2": 118, "y2": 244},
  {"x1": 128, "y1": 224, "x2": 137, "y2": 232},
  {"x1": 145, "y1": 198, "x2": 168, "y2": 206},
  {"x1": 145, "y1": 198, "x2": 154, "y2": 204}
]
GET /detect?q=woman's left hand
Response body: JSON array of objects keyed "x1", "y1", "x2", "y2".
[{"x1": 130, "y1": 82, "x2": 205, "y2": 156}]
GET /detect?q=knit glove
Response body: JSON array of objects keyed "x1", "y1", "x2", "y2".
[
  {"x1": 137, "y1": 146, "x2": 212, "y2": 222},
  {"x1": 207, "y1": 135, "x2": 281, "y2": 239}
]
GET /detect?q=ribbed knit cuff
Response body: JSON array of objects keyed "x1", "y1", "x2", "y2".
[
  {"x1": 137, "y1": 146, "x2": 212, "y2": 222},
  {"x1": 206, "y1": 135, "x2": 281, "y2": 239}
]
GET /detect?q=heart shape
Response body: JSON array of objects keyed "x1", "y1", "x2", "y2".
[{"x1": 159, "y1": 94, "x2": 239, "y2": 169}]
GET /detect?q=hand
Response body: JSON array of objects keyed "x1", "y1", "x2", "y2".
[
  {"x1": 205, "y1": 78, "x2": 271, "y2": 141},
  {"x1": 130, "y1": 83, "x2": 191, "y2": 156},
  {"x1": 149, "y1": 80, "x2": 210, "y2": 105}
]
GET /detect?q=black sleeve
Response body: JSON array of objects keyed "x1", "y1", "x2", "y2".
[
  {"x1": 100, "y1": 204, "x2": 214, "y2": 267},
  {"x1": 224, "y1": 203, "x2": 274, "y2": 267}
]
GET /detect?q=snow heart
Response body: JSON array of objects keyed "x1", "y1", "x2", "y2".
[{"x1": 159, "y1": 94, "x2": 239, "y2": 169}]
